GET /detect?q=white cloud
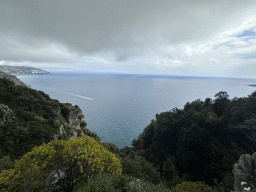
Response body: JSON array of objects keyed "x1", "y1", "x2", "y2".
[
  {"x1": 210, "y1": 58, "x2": 218, "y2": 64},
  {"x1": 146, "y1": 56, "x2": 184, "y2": 68}
]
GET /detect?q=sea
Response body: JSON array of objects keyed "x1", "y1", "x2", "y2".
[{"x1": 17, "y1": 72, "x2": 256, "y2": 149}]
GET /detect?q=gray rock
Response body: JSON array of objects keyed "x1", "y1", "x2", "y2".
[
  {"x1": 126, "y1": 179, "x2": 146, "y2": 192},
  {"x1": 46, "y1": 169, "x2": 65, "y2": 186},
  {"x1": 0, "y1": 104, "x2": 15, "y2": 124},
  {"x1": 53, "y1": 103, "x2": 88, "y2": 139},
  {"x1": 233, "y1": 153, "x2": 256, "y2": 192}
]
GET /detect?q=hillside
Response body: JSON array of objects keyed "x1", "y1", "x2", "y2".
[
  {"x1": 0, "y1": 65, "x2": 50, "y2": 75},
  {"x1": 1, "y1": 77, "x2": 256, "y2": 191},
  {"x1": 0, "y1": 78, "x2": 99, "y2": 160},
  {"x1": 0, "y1": 77, "x2": 167, "y2": 192},
  {"x1": 0, "y1": 71, "x2": 27, "y2": 87},
  {"x1": 129, "y1": 91, "x2": 256, "y2": 190}
]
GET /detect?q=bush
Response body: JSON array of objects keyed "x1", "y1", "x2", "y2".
[
  {"x1": 76, "y1": 173, "x2": 134, "y2": 192},
  {"x1": 0, "y1": 135, "x2": 122, "y2": 192},
  {"x1": 121, "y1": 155, "x2": 162, "y2": 185},
  {"x1": 101, "y1": 142, "x2": 120, "y2": 154},
  {"x1": 173, "y1": 181, "x2": 215, "y2": 192},
  {"x1": 75, "y1": 172, "x2": 170, "y2": 192}
]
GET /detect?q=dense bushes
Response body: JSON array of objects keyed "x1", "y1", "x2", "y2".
[{"x1": 121, "y1": 153, "x2": 162, "y2": 185}]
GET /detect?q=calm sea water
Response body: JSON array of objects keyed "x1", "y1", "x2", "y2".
[{"x1": 17, "y1": 73, "x2": 256, "y2": 148}]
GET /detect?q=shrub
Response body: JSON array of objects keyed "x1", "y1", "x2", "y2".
[
  {"x1": 121, "y1": 155, "x2": 162, "y2": 185},
  {"x1": 173, "y1": 181, "x2": 215, "y2": 192},
  {"x1": 76, "y1": 172, "x2": 170, "y2": 192},
  {"x1": 0, "y1": 135, "x2": 122, "y2": 191},
  {"x1": 76, "y1": 173, "x2": 134, "y2": 192}
]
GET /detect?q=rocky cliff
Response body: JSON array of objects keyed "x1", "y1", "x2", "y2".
[
  {"x1": 54, "y1": 103, "x2": 97, "y2": 140},
  {"x1": 0, "y1": 74, "x2": 94, "y2": 142},
  {"x1": 58, "y1": 103, "x2": 85, "y2": 139}
]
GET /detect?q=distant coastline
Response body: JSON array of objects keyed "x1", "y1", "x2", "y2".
[{"x1": 0, "y1": 65, "x2": 50, "y2": 75}]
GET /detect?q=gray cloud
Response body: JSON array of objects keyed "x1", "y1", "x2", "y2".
[{"x1": 0, "y1": 0, "x2": 256, "y2": 77}]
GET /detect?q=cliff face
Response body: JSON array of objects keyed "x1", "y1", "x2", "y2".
[
  {"x1": 64, "y1": 103, "x2": 85, "y2": 139},
  {"x1": 54, "y1": 103, "x2": 87, "y2": 139},
  {"x1": 54, "y1": 103, "x2": 101, "y2": 143}
]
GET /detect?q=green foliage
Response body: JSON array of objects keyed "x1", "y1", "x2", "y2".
[
  {"x1": 76, "y1": 173, "x2": 134, "y2": 192},
  {"x1": 0, "y1": 156, "x2": 18, "y2": 172},
  {"x1": 130, "y1": 91, "x2": 256, "y2": 191},
  {"x1": 101, "y1": 142, "x2": 120, "y2": 154},
  {"x1": 0, "y1": 135, "x2": 122, "y2": 192},
  {"x1": 77, "y1": 129, "x2": 82, "y2": 137},
  {"x1": 0, "y1": 78, "x2": 85, "y2": 160},
  {"x1": 173, "y1": 181, "x2": 215, "y2": 192},
  {"x1": 82, "y1": 127, "x2": 101, "y2": 143},
  {"x1": 76, "y1": 172, "x2": 170, "y2": 192},
  {"x1": 213, "y1": 91, "x2": 230, "y2": 117},
  {"x1": 3, "y1": 76, "x2": 256, "y2": 192},
  {"x1": 121, "y1": 152, "x2": 162, "y2": 185},
  {"x1": 80, "y1": 121, "x2": 87, "y2": 128},
  {"x1": 59, "y1": 103, "x2": 70, "y2": 120}
]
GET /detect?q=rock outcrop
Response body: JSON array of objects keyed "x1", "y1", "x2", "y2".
[
  {"x1": 126, "y1": 179, "x2": 146, "y2": 192},
  {"x1": 46, "y1": 169, "x2": 65, "y2": 187},
  {"x1": 54, "y1": 103, "x2": 87, "y2": 139},
  {"x1": 233, "y1": 153, "x2": 256, "y2": 192},
  {"x1": 64, "y1": 103, "x2": 85, "y2": 139},
  {"x1": 0, "y1": 104, "x2": 15, "y2": 124}
]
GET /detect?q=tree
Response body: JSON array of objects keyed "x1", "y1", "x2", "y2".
[
  {"x1": 214, "y1": 91, "x2": 229, "y2": 100},
  {"x1": 0, "y1": 135, "x2": 122, "y2": 192},
  {"x1": 213, "y1": 91, "x2": 230, "y2": 117}
]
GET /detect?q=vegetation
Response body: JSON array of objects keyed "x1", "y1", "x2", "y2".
[
  {"x1": 76, "y1": 172, "x2": 170, "y2": 192},
  {"x1": 130, "y1": 90, "x2": 256, "y2": 191},
  {"x1": 2, "y1": 76, "x2": 256, "y2": 191},
  {"x1": 0, "y1": 135, "x2": 121, "y2": 191},
  {"x1": 0, "y1": 78, "x2": 97, "y2": 160},
  {"x1": 173, "y1": 181, "x2": 215, "y2": 192}
]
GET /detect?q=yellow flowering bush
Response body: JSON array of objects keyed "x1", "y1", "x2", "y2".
[{"x1": 0, "y1": 135, "x2": 122, "y2": 191}]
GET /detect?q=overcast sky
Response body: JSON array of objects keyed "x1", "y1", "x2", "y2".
[{"x1": 1, "y1": 0, "x2": 256, "y2": 78}]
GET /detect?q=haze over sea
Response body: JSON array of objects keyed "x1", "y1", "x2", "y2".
[{"x1": 18, "y1": 73, "x2": 256, "y2": 148}]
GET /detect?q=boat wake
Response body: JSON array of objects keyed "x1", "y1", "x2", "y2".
[
  {"x1": 58, "y1": 89, "x2": 94, "y2": 101},
  {"x1": 35, "y1": 85, "x2": 94, "y2": 101}
]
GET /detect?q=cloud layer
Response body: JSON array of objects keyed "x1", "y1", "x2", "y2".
[{"x1": 1, "y1": 0, "x2": 256, "y2": 77}]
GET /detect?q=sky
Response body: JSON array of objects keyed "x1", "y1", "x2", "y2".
[{"x1": 0, "y1": 0, "x2": 256, "y2": 78}]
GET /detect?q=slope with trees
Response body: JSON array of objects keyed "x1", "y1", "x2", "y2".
[
  {"x1": 2, "y1": 75, "x2": 256, "y2": 191},
  {"x1": 0, "y1": 78, "x2": 98, "y2": 160},
  {"x1": 130, "y1": 91, "x2": 256, "y2": 191}
]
